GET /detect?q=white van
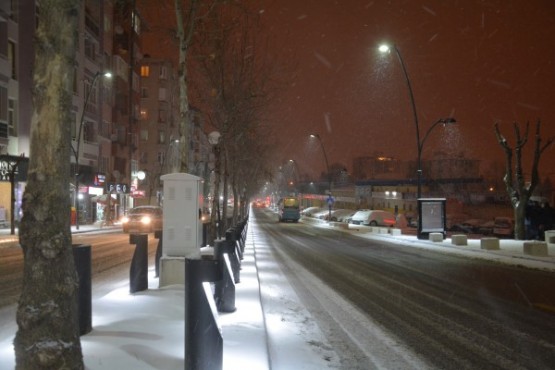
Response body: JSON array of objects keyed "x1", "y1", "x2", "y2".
[{"x1": 349, "y1": 209, "x2": 396, "y2": 227}]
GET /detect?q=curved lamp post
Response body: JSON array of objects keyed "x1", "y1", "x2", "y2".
[
  {"x1": 378, "y1": 44, "x2": 457, "y2": 198},
  {"x1": 309, "y1": 134, "x2": 332, "y2": 219},
  {"x1": 288, "y1": 159, "x2": 301, "y2": 190},
  {"x1": 288, "y1": 159, "x2": 302, "y2": 206},
  {"x1": 71, "y1": 70, "x2": 112, "y2": 230},
  {"x1": 417, "y1": 118, "x2": 457, "y2": 197},
  {"x1": 378, "y1": 44, "x2": 421, "y2": 189}
]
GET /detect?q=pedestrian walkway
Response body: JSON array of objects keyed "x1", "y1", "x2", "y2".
[{"x1": 0, "y1": 221, "x2": 270, "y2": 370}]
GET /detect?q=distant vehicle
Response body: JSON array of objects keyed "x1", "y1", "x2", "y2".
[
  {"x1": 253, "y1": 199, "x2": 266, "y2": 208},
  {"x1": 278, "y1": 197, "x2": 301, "y2": 222},
  {"x1": 493, "y1": 217, "x2": 514, "y2": 238},
  {"x1": 349, "y1": 209, "x2": 396, "y2": 227},
  {"x1": 122, "y1": 205, "x2": 163, "y2": 233}
]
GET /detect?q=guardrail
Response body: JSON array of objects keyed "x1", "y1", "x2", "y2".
[{"x1": 185, "y1": 217, "x2": 249, "y2": 370}]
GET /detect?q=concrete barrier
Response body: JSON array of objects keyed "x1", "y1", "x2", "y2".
[
  {"x1": 451, "y1": 234, "x2": 468, "y2": 246},
  {"x1": 544, "y1": 230, "x2": 555, "y2": 245},
  {"x1": 429, "y1": 233, "x2": 443, "y2": 242},
  {"x1": 390, "y1": 228, "x2": 402, "y2": 236},
  {"x1": 329, "y1": 221, "x2": 348, "y2": 229},
  {"x1": 378, "y1": 227, "x2": 389, "y2": 234},
  {"x1": 481, "y1": 237, "x2": 500, "y2": 250},
  {"x1": 523, "y1": 241, "x2": 548, "y2": 257}
]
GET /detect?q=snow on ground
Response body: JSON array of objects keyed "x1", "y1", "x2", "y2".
[
  {"x1": 1, "y1": 217, "x2": 554, "y2": 369},
  {"x1": 0, "y1": 248, "x2": 271, "y2": 370}
]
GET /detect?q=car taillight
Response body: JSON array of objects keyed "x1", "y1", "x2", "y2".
[{"x1": 141, "y1": 216, "x2": 152, "y2": 225}]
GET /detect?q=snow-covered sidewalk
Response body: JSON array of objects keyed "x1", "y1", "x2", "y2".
[{"x1": 0, "y1": 229, "x2": 270, "y2": 370}]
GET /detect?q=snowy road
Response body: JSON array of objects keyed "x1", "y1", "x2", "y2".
[{"x1": 253, "y1": 209, "x2": 555, "y2": 369}]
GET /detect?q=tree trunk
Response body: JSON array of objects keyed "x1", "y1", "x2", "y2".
[
  {"x1": 495, "y1": 121, "x2": 554, "y2": 240},
  {"x1": 174, "y1": 0, "x2": 201, "y2": 173},
  {"x1": 514, "y1": 201, "x2": 527, "y2": 240},
  {"x1": 14, "y1": 1, "x2": 84, "y2": 368}
]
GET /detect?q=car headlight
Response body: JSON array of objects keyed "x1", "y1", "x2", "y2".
[
  {"x1": 141, "y1": 216, "x2": 152, "y2": 225},
  {"x1": 122, "y1": 216, "x2": 129, "y2": 224}
]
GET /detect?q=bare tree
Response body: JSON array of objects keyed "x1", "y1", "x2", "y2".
[
  {"x1": 14, "y1": 0, "x2": 84, "y2": 368},
  {"x1": 494, "y1": 120, "x2": 554, "y2": 239},
  {"x1": 174, "y1": 0, "x2": 201, "y2": 173},
  {"x1": 192, "y1": 3, "x2": 286, "y2": 231}
]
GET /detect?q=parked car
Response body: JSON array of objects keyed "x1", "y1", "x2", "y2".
[
  {"x1": 450, "y1": 219, "x2": 485, "y2": 234},
  {"x1": 313, "y1": 209, "x2": 331, "y2": 220},
  {"x1": 349, "y1": 209, "x2": 396, "y2": 227},
  {"x1": 327, "y1": 209, "x2": 356, "y2": 222},
  {"x1": 301, "y1": 207, "x2": 325, "y2": 217},
  {"x1": 477, "y1": 220, "x2": 495, "y2": 235},
  {"x1": 121, "y1": 205, "x2": 163, "y2": 233},
  {"x1": 493, "y1": 217, "x2": 514, "y2": 238}
]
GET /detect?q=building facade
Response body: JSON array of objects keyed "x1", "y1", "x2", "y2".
[{"x1": 137, "y1": 57, "x2": 180, "y2": 205}]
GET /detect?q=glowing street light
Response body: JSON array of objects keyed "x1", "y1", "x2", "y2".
[
  {"x1": 417, "y1": 117, "x2": 457, "y2": 197},
  {"x1": 71, "y1": 70, "x2": 112, "y2": 230},
  {"x1": 309, "y1": 134, "x2": 333, "y2": 219},
  {"x1": 378, "y1": 44, "x2": 456, "y2": 198}
]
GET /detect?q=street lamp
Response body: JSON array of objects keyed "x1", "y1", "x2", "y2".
[
  {"x1": 378, "y1": 44, "x2": 420, "y2": 191},
  {"x1": 71, "y1": 70, "x2": 112, "y2": 230},
  {"x1": 208, "y1": 131, "x2": 222, "y2": 240},
  {"x1": 309, "y1": 134, "x2": 332, "y2": 219},
  {"x1": 417, "y1": 117, "x2": 457, "y2": 198},
  {"x1": 288, "y1": 159, "x2": 301, "y2": 190},
  {"x1": 378, "y1": 44, "x2": 457, "y2": 197}
]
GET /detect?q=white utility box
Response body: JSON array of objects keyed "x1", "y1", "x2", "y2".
[
  {"x1": 159, "y1": 173, "x2": 203, "y2": 287},
  {"x1": 160, "y1": 173, "x2": 203, "y2": 258}
]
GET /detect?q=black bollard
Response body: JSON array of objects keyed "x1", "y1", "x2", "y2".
[
  {"x1": 226, "y1": 228, "x2": 243, "y2": 262},
  {"x1": 129, "y1": 234, "x2": 148, "y2": 293},
  {"x1": 215, "y1": 253, "x2": 236, "y2": 313},
  {"x1": 213, "y1": 240, "x2": 236, "y2": 312},
  {"x1": 73, "y1": 244, "x2": 92, "y2": 336},
  {"x1": 202, "y1": 222, "x2": 208, "y2": 247},
  {"x1": 221, "y1": 238, "x2": 240, "y2": 283},
  {"x1": 154, "y1": 230, "x2": 163, "y2": 278},
  {"x1": 185, "y1": 258, "x2": 223, "y2": 370}
]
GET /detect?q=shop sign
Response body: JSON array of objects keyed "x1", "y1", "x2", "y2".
[
  {"x1": 0, "y1": 155, "x2": 29, "y2": 182},
  {"x1": 107, "y1": 183, "x2": 129, "y2": 194},
  {"x1": 88, "y1": 186, "x2": 104, "y2": 196},
  {"x1": 131, "y1": 190, "x2": 146, "y2": 198},
  {"x1": 94, "y1": 174, "x2": 106, "y2": 187}
]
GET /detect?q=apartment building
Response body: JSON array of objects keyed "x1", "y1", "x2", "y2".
[
  {"x1": 1, "y1": 1, "x2": 213, "y2": 226},
  {"x1": 137, "y1": 57, "x2": 180, "y2": 205},
  {"x1": 0, "y1": 0, "x2": 30, "y2": 227}
]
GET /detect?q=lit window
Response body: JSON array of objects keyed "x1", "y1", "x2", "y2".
[
  {"x1": 141, "y1": 65, "x2": 150, "y2": 77},
  {"x1": 140, "y1": 129, "x2": 148, "y2": 141},
  {"x1": 140, "y1": 109, "x2": 148, "y2": 120},
  {"x1": 8, "y1": 99, "x2": 16, "y2": 136}
]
